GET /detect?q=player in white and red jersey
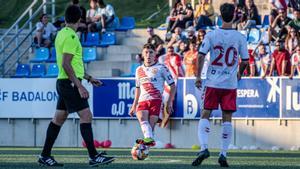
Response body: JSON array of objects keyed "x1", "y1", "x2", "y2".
[
  {"x1": 129, "y1": 44, "x2": 176, "y2": 147},
  {"x1": 192, "y1": 3, "x2": 249, "y2": 167},
  {"x1": 158, "y1": 46, "x2": 184, "y2": 127}
]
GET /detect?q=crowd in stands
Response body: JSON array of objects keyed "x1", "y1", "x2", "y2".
[{"x1": 140, "y1": 0, "x2": 300, "y2": 79}]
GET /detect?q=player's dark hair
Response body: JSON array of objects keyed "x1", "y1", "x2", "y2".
[
  {"x1": 72, "y1": 0, "x2": 79, "y2": 4},
  {"x1": 65, "y1": 5, "x2": 82, "y2": 24},
  {"x1": 143, "y1": 43, "x2": 155, "y2": 51},
  {"x1": 220, "y1": 3, "x2": 235, "y2": 23}
]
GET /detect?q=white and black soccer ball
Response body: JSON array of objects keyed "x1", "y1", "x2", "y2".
[{"x1": 131, "y1": 143, "x2": 149, "y2": 160}]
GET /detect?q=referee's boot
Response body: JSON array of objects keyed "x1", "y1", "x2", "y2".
[
  {"x1": 38, "y1": 155, "x2": 64, "y2": 167},
  {"x1": 191, "y1": 149, "x2": 210, "y2": 166},
  {"x1": 89, "y1": 153, "x2": 115, "y2": 167}
]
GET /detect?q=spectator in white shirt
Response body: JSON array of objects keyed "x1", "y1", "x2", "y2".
[
  {"x1": 34, "y1": 14, "x2": 57, "y2": 48},
  {"x1": 96, "y1": 0, "x2": 115, "y2": 33}
]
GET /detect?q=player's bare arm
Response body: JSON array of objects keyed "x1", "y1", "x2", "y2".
[
  {"x1": 195, "y1": 53, "x2": 205, "y2": 89},
  {"x1": 62, "y1": 53, "x2": 89, "y2": 99},
  {"x1": 129, "y1": 87, "x2": 141, "y2": 117}
]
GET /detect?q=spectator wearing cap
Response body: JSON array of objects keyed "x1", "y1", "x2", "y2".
[
  {"x1": 147, "y1": 27, "x2": 165, "y2": 57},
  {"x1": 183, "y1": 42, "x2": 198, "y2": 77},
  {"x1": 285, "y1": 28, "x2": 299, "y2": 54},
  {"x1": 34, "y1": 14, "x2": 57, "y2": 48},
  {"x1": 194, "y1": 0, "x2": 214, "y2": 30},
  {"x1": 269, "y1": 0, "x2": 289, "y2": 24},
  {"x1": 268, "y1": 8, "x2": 291, "y2": 42},
  {"x1": 289, "y1": 45, "x2": 300, "y2": 79},
  {"x1": 288, "y1": 9, "x2": 300, "y2": 32},
  {"x1": 265, "y1": 41, "x2": 291, "y2": 78}
]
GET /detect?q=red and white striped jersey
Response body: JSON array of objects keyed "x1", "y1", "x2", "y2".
[{"x1": 135, "y1": 62, "x2": 175, "y2": 102}]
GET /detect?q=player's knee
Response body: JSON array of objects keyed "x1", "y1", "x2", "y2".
[
  {"x1": 79, "y1": 110, "x2": 93, "y2": 123},
  {"x1": 52, "y1": 114, "x2": 67, "y2": 125}
]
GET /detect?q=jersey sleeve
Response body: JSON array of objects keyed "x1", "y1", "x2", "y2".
[
  {"x1": 62, "y1": 35, "x2": 77, "y2": 56},
  {"x1": 162, "y1": 65, "x2": 175, "y2": 86},
  {"x1": 198, "y1": 34, "x2": 210, "y2": 55},
  {"x1": 106, "y1": 5, "x2": 115, "y2": 16},
  {"x1": 239, "y1": 35, "x2": 249, "y2": 60},
  {"x1": 135, "y1": 67, "x2": 140, "y2": 88}
]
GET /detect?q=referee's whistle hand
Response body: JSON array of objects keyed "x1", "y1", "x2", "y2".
[
  {"x1": 90, "y1": 78, "x2": 102, "y2": 87},
  {"x1": 78, "y1": 85, "x2": 89, "y2": 99}
]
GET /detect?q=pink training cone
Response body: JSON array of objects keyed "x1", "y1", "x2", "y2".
[
  {"x1": 102, "y1": 140, "x2": 112, "y2": 148},
  {"x1": 94, "y1": 140, "x2": 101, "y2": 148}
]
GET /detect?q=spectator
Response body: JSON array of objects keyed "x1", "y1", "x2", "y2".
[
  {"x1": 285, "y1": 28, "x2": 299, "y2": 54},
  {"x1": 196, "y1": 29, "x2": 206, "y2": 48},
  {"x1": 185, "y1": 26, "x2": 197, "y2": 48},
  {"x1": 265, "y1": 41, "x2": 291, "y2": 78},
  {"x1": 178, "y1": 41, "x2": 189, "y2": 56},
  {"x1": 167, "y1": 1, "x2": 183, "y2": 32},
  {"x1": 289, "y1": 45, "x2": 300, "y2": 78},
  {"x1": 34, "y1": 14, "x2": 57, "y2": 48},
  {"x1": 183, "y1": 42, "x2": 198, "y2": 77},
  {"x1": 167, "y1": 27, "x2": 185, "y2": 49},
  {"x1": 170, "y1": 0, "x2": 194, "y2": 32},
  {"x1": 268, "y1": 8, "x2": 291, "y2": 42},
  {"x1": 248, "y1": 49, "x2": 256, "y2": 76},
  {"x1": 269, "y1": 0, "x2": 289, "y2": 24},
  {"x1": 194, "y1": 0, "x2": 215, "y2": 30},
  {"x1": 288, "y1": 0, "x2": 300, "y2": 12},
  {"x1": 252, "y1": 44, "x2": 272, "y2": 77},
  {"x1": 96, "y1": 0, "x2": 115, "y2": 33},
  {"x1": 147, "y1": 26, "x2": 165, "y2": 56},
  {"x1": 86, "y1": 0, "x2": 99, "y2": 32},
  {"x1": 72, "y1": 0, "x2": 88, "y2": 36},
  {"x1": 238, "y1": 0, "x2": 260, "y2": 30},
  {"x1": 288, "y1": 9, "x2": 300, "y2": 32}
]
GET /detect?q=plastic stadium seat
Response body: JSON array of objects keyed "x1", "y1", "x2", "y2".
[
  {"x1": 46, "y1": 48, "x2": 56, "y2": 63},
  {"x1": 44, "y1": 64, "x2": 58, "y2": 78},
  {"x1": 12, "y1": 64, "x2": 30, "y2": 78},
  {"x1": 262, "y1": 15, "x2": 270, "y2": 28},
  {"x1": 248, "y1": 29, "x2": 260, "y2": 44},
  {"x1": 106, "y1": 16, "x2": 120, "y2": 31},
  {"x1": 83, "y1": 47, "x2": 97, "y2": 63},
  {"x1": 30, "y1": 64, "x2": 46, "y2": 78},
  {"x1": 216, "y1": 16, "x2": 222, "y2": 27},
  {"x1": 99, "y1": 32, "x2": 116, "y2": 47},
  {"x1": 82, "y1": 32, "x2": 100, "y2": 46},
  {"x1": 30, "y1": 47, "x2": 49, "y2": 62},
  {"x1": 116, "y1": 17, "x2": 135, "y2": 31},
  {"x1": 121, "y1": 63, "x2": 140, "y2": 77}
]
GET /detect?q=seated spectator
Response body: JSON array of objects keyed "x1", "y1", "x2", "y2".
[
  {"x1": 167, "y1": 27, "x2": 185, "y2": 49},
  {"x1": 178, "y1": 41, "x2": 189, "y2": 56},
  {"x1": 158, "y1": 46, "x2": 184, "y2": 78},
  {"x1": 34, "y1": 14, "x2": 57, "y2": 48},
  {"x1": 183, "y1": 42, "x2": 198, "y2": 77},
  {"x1": 288, "y1": 9, "x2": 300, "y2": 32},
  {"x1": 196, "y1": 29, "x2": 206, "y2": 48},
  {"x1": 288, "y1": 0, "x2": 300, "y2": 12},
  {"x1": 289, "y1": 45, "x2": 300, "y2": 78},
  {"x1": 265, "y1": 41, "x2": 291, "y2": 78},
  {"x1": 268, "y1": 8, "x2": 291, "y2": 42},
  {"x1": 167, "y1": 1, "x2": 183, "y2": 32},
  {"x1": 96, "y1": 0, "x2": 115, "y2": 33},
  {"x1": 269, "y1": 0, "x2": 289, "y2": 24},
  {"x1": 86, "y1": 0, "x2": 99, "y2": 32},
  {"x1": 285, "y1": 28, "x2": 299, "y2": 54},
  {"x1": 252, "y1": 44, "x2": 272, "y2": 77},
  {"x1": 194, "y1": 0, "x2": 214, "y2": 30},
  {"x1": 184, "y1": 26, "x2": 197, "y2": 48},
  {"x1": 238, "y1": 0, "x2": 260, "y2": 30},
  {"x1": 170, "y1": 0, "x2": 194, "y2": 32},
  {"x1": 147, "y1": 26, "x2": 165, "y2": 57}
]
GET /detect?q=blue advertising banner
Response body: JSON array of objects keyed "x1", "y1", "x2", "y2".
[{"x1": 93, "y1": 78, "x2": 300, "y2": 119}]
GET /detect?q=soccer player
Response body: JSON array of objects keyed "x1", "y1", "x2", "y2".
[
  {"x1": 38, "y1": 5, "x2": 114, "y2": 167},
  {"x1": 192, "y1": 3, "x2": 249, "y2": 167},
  {"x1": 129, "y1": 44, "x2": 176, "y2": 146}
]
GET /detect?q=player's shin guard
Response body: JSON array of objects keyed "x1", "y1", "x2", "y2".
[
  {"x1": 198, "y1": 119, "x2": 210, "y2": 151},
  {"x1": 41, "y1": 122, "x2": 61, "y2": 157},
  {"x1": 140, "y1": 121, "x2": 154, "y2": 139},
  {"x1": 80, "y1": 123, "x2": 98, "y2": 158},
  {"x1": 220, "y1": 122, "x2": 232, "y2": 157}
]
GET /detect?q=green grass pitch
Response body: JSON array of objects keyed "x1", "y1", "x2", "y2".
[{"x1": 0, "y1": 148, "x2": 299, "y2": 169}]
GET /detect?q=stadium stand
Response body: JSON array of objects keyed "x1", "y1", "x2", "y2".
[
  {"x1": 29, "y1": 64, "x2": 46, "y2": 78},
  {"x1": 83, "y1": 47, "x2": 97, "y2": 63},
  {"x1": 46, "y1": 48, "x2": 57, "y2": 63},
  {"x1": 120, "y1": 63, "x2": 140, "y2": 77},
  {"x1": 30, "y1": 47, "x2": 50, "y2": 63},
  {"x1": 115, "y1": 17, "x2": 135, "y2": 31},
  {"x1": 44, "y1": 63, "x2": 58, "y2": 78},
  {"x1": 11, "y1": 64, "x2": 30, "y2": 78}
]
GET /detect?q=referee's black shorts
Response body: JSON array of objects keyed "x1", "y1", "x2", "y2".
[{"x1": 56, "y1": 79, "x2": 89, "y2": 113}]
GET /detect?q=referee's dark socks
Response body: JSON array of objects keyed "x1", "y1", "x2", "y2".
[
  {"x1": 41, "y1": 121, "x2": 61, "y2": 157},
  {"x1": 80, "y1": 123, "x2": 98, "y2": 158}
]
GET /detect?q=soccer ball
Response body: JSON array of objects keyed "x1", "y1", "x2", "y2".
[{"x1": 131, "y1": 143, "x2": 149, "y2": 160}]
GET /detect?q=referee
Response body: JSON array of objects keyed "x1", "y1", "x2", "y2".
[{"x1": 38, "y1": 5, "x2": 114, "y2": 167}]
